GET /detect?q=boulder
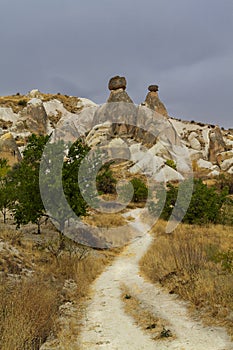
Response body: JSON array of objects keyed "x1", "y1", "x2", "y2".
[
  {"x1": 197, "y1": 159, "x2": 214, "y2": 169},
  {"x1": 208, "y1": 126, "x2": 226, "y2": 163},
  {"x1": 25, "y1": 99, "x2": 48, "y2": 135},
  {"x1": 188, "y1": 132, "x2": 201, "y2": 150},
  {"x1": 220, "y1": 158, "x2": 233, "y2": 171},
  {"x1": 27, "y1": 89, "x2": 42, "y2": 98},
  {"x1": 108, "y1": 76, "x2": 127, "y2": 90},
  {"x1": 148, "y1": 85, "x2": 159, "y2": 92},
  {"x1": 153, "y1": 165, "x2": 184, "y2": 182},
  {"x1": 209, "y1": 170, "x2": 220, "y2": 177},
  {"x1": 216, "y1": 150, "x2": 233, "y2": 165},
  {"x1": 0, "y1": 132, "x2": 22, "y2": 165},
  {"x1": 0, "y1": 107, "x2": 18, "y2": 124}
]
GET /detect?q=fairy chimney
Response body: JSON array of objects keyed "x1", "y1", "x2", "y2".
[{"x1": 144, "y1": 85, "x2": 168, "y2": 117}]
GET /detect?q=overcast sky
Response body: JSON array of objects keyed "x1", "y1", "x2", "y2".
[{"x1": 0, "y1": 0, "x2": 232, "y2": 128}]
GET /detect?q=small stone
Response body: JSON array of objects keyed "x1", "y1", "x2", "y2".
[
  {"x1": 148, "y1": 85, "x2": 159, "y2": 92},
  {"x1": 108, "y1": 76, "x2": 127, "y2": 90}
]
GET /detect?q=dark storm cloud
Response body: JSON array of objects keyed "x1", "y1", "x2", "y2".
[{"x1": 0, "y1": 0, "x2": 232, "y2": 127}]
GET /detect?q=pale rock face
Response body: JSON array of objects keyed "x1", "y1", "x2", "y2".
[
  {"x1": 85, "y1": 122, "x2": 111, "y2": 148},
  {"x1": 211, "y1": 165, "x2": 220, "y2": 171},
  {"x1": 25, "y1": 99, "x2": 48, "y2": 135},
  {"x1": 76, "y1": 98, "x2": 98, "y2": 109},
  {"x1": 13, "y1": 98, "x2": 48, "y2": 136},
  {"x1": 188, "y1": 132, "x2": 201, "y2": 150},
  {"x1": 27, "y1": 89, "x2": 41, "y2": 98},
  {"x1": 148, "y1": 141, "x2": 172, "y2": 159},
  {"x1": 44, "y1": 99, "x2": 68, "y2": 116},
  {"x1": 220, "y1": 158, "x2": 233, "y2": 171},
  {"x1": 54, "y1": 107, "x2": 97, "y2": 142},
  {"x1": 0, "y1": 107, "x2": 18, "y2": 123},
  {"x1": 108, "y1": 138, "x2": 130, "y2": 159},
  {"x1": 216, "y1": 150, "x2": 233, "y2": 164},
  {"x1": 209, "y1": 170, "x2": 220, "y2": 177},
  {"x1": 197, "y1": 159, "x2": 214, "y2": 169},
  {"x1": 188, "y1": 149, "x2": 204, "y2": 161},
  {"x1": 154, "y1": 165, "x2": 184, "y2": 182},
  {"x1": 129, "y1": 143, "x2": 145, "y2": 163},
  {"x1": 129, "y1": 153, "x2": 165, "y2": 176},
  {"x1": 0, "y1": 80, "x2": 232, "y2": 182},
  {"x1": 208, "y1": 126, "x2": 226, "y2": 163},
  {"x1": 227, "y1": 166, "x2": 233, "y2": 174}
]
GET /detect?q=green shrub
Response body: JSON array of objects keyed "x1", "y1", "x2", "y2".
[
  {"x1": 217, "y1": 173, "x2": 233, "y2": 194},
  {"x1": 130, "y1": 178, "x2": 148, "y2": 202},
  {"x1": 165, "y1": 159, "x2": 177, "y2": 170},
  {"x1": 17, "y1": 99, "x2": 27, "y2": 107},
  {"x1": 151, "y1": 179, "x2": 229, "y2": 225},
  {"x1": 210, "y1": 249, "x2": 233, "y2": 273}
]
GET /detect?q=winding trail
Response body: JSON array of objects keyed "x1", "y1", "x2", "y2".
[{"x1": 80, "y1": 210, "x2": 233, "y2": 350}]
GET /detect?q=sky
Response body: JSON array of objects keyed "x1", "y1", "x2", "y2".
[{"x1": 0, "y1": 0, "x2": 232, "y2": 128}]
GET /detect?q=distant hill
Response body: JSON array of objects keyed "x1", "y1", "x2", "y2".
[{"x1": 0, "y1": 77, "x2": 232, "y2": 180}]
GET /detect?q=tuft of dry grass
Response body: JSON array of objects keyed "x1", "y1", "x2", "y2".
[
  {"x1": 0, "y1": 224, "x2": 116, "y2": 349},
  {"x1": 140, "y1": 222, "x2": 233, "y2": 338},
  {"x1": 0, "y1": 277, "x2": 59, "y2": 350},
  {"x1": 0, "y1": 92, "x2": 81, "y2": 115},
  {"x1": 83, "y1": 211, "x2": 127, "y2": 228},
  {"x1": 0, "y1": 95, "x2": 30, "y2": 113}
]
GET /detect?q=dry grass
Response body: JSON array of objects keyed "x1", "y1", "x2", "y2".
[
  {"x1": 0, "y1": 92, "x2": 81, "y2": 114},
  {"x1": 83, "y1": 211, "x2": 127, "y2": 228},
  {"x1": 140, "y1": 221, "x2": 233, "y2": 338},
  {"x1": 0, "y1": 224, "x2": 115, "y2": 349},
  {"x1": 82, "y1": 211, "x2": 139, "y2": 247},
  {"x1": 121, "y1": 283, "x2": 174, "y2": 341},
  {"x1": 0, "y1": 277, "x2": 59, "y2": 350},
  {"x1": 0, "y1": 95, "x2": 30, "y2": 113}
]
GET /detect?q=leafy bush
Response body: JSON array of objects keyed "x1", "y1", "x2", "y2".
[
  {"x1": 130, "y1": 178, "x2": 148, "y2": 202},
  {"x1": 209, "y1": 249, "x2": 233, "y2": 273},
  {"x1": 17, "y1": 99, "x2": 27, "y2": 107},
  {"x1": 217, "y1": 173, "x2": 233, "y2": 194},
  {"x1": 165, "y1": 159, "x2": 177, "y2": 170},
  {"x1": 151, "y1": 179, "x2": 229, "y2": 225}
]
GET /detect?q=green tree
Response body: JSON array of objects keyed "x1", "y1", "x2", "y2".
[
  {"x1": 62, "y1": 139, "x2": 90, "y2": 218},
  {"x1": 130, "y1": 178, "x2": 148, "y2": 203},
  {"x1": 96, "y1": 161, "x2": 116, "y2": 194},
  {"x1": 0, "y1": 159, "x2": 14, "y2": 223},
  {"x1": 153, "y1": 179, "x2": 229, "y2": 225},
  {"x1": 40, "y1": 137, "x2": 90, "y2": 246},
  {"x1": 13, "y1": 135, "x2": 90, "y2": 240},
  {"x1": 10, "y1": 135, "x2": 49, "y2": 233}
]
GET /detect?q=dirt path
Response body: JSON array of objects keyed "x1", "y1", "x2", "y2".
[{"x1": 80, "y1": 210, "x2": 233, "y2": 350}]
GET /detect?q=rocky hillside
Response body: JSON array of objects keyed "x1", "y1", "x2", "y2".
[{"x1": 0, "y1": 77, "x2": 232, "y2": 181}]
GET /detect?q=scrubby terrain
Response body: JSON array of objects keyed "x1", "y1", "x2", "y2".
[{"x1": 0, "y1": 77, "x2": 232, "y2": 349}]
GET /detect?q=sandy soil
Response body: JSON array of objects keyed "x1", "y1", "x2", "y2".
[{"x1": 79, "y1": 209, "x2": 233, "y2": 350}]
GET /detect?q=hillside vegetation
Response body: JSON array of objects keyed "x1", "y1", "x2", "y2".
[{"x1": 140, "y1": 221, "x2": 233, "y2": 339}]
